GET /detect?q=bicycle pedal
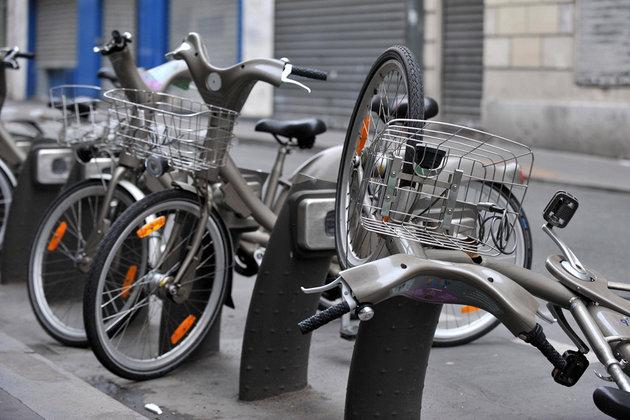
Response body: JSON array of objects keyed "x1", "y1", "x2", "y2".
[{"x1": 552, "y1": 349, "x2": 589, "y2": 387}]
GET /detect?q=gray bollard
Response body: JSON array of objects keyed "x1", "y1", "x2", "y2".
[
  {"x1": 239, "y1": 177, "x2": 336, "y2": 401},
  {"x1": 345, "y1": 298, "x2": 441, "y2": 419}
]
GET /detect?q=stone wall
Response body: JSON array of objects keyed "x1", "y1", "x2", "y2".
[{"x1": 424, "y1": 0, "x2": 630, "y2": 158}]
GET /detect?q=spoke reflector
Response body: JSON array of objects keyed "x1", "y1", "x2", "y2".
[
  {"x1": 170, "y1": 314, "x2": 197, "y2": 345},
  {"x1": 121, "y1": 265, "x2": 138, "y2": 299},
  {"x1": 47, "y1": 221, "x2": 68, "y2": 251},
  {"x1": 355, "y1": 115, "x2": 371, "y2": 155},
  {"x1": 136, "y1": 216, "x2": 166, "y2": 238},
  {"x1": 460, "y1": 305, "x2": 481, "y2": 314}
]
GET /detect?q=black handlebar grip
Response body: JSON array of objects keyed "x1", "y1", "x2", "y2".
[
  {"x1": 298, "y1": 301, "x2": 350, "y2": 334},
  {"x1": 291, "y1": 66, "x2": 328, "y2": 81},
  {"x1": 15, "y1": 52, "x2": 34, "y2": 59}
]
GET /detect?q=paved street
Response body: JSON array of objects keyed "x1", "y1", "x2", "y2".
[{"x1": 0, "y1": 138, "x2": 629, "y2": 418}]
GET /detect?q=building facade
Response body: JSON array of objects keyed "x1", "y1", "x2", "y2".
[{"x1": 1, "y1": 0, "x2": 628, "y2": 157}]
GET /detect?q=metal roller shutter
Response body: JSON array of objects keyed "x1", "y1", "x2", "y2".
[
  {"x1": 0, "y1": 0, "x2": 6, "y2": 47},
  {"x1": 103, "y1": 0, "x2": 137, "y2": 54},
  {"x1": 274, "y1": 0, "x2": 406, "y2": 129},
  {"x1": 441, "y1": 0, "x2": 483, "y2": 124},
  {"x1": 36, "y1": 0, "x2": 77, "y2": 68},
  {"x1": 169, "y1": 0, "x2": 238, "y2": 68}
]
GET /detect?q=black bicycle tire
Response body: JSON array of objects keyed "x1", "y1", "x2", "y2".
[{"x1": 27, "y1": 178, "x2": 135, "y2": 347}]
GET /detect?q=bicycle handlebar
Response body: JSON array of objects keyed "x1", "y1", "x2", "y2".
[
  {"x1": 291, "y1": 66, "x2": 327, "y2": 81},
  {"x1": 94, "y1": 30, "x2": 132, "y2": 56},
  {"x1": 298, "y1": 301, "x2": 351, "y2": 334},
  {"x1": 14, "y1": 51, "x2": 34, "y2": 59}
]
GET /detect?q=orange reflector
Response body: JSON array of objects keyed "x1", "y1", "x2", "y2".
[
  {"x1": 170, "y1": 314, "x2": 197, "y2": 345},
  {"x1": 460, "y1": 305, "x2": 481, "y2": 314},
  {"x1": 47, "y1": 221, "x2": 68, "y2": 252},
  {"x1": 355, "y1": 115, "x2": 371, "y2": 155},
  {"x1": 121, "y1": 265, "x2": 138, "y2": 299},
  {"x1": 382, "y1": 215, "x2": 390, "y2": 222},
  {"x1": 136, "y1": 216, "x2": 166, "y2": 238}
]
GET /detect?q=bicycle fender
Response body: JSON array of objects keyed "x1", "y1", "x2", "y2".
[
  {"x1": 86, "y1": 174, "x2": 145, "y2": 202},
  {"x1": 340, "y1": 254, "x2": 539, "y2": 336}
]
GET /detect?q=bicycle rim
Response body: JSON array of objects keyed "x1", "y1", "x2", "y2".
[{"x1": 29, "y1": 181, "x2": 134, "y2": 344}]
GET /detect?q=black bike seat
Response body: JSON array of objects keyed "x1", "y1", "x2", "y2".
[
  {"x1": 593, "y1": 386, "x2": 630, "y2": 418},
  {"x1": 370, "y1": 96, "x2": 439, "y2": 120},
  {"x1": 255, "y1": 118, "x2": 327, "y2": 148},
  {"x1": 97, "y1": 67, "x2": 118, "y2": 84},
  {"x1": 49, "y1": 97, "x2": 99, "y2": 117}
]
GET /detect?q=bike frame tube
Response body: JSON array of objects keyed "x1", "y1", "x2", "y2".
[
  {"x1": 571, "y1": 298, "x2": 630, "y2": 391},
  {"x1": 219, "y1": 157, "x2": 276, "y2": 232},
  {"x1": 0, "y1": 64, "x2": 27, "y2": 165},
  {"x1": 263, "y1": 145, "x2": 289, "y2": 207},
  {"x1": 172, "y1": 183, "x2": 211, "y2": 287}
]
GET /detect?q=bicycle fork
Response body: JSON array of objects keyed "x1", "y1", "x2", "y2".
[
  {"x1": 156, "y1": 182, "x2": 211, "y2": 303},
  {"x1": 80, "y1": 165, "x2": 128, "y2": 271}
]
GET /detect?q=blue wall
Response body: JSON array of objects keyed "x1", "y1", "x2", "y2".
[{"x1": 137, "y1": 0, "x2": 169, "y2": 69}]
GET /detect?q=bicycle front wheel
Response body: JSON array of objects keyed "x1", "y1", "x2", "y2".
[
  {"x1": 28, "y1": 179, "x2": 135, "y2": 346},
  {"x1": 83, "y1": 189, "x2": 231, "y2": 380},
  {"x1": 335, "y1": 44, "x2": 424, "y2": 269}
]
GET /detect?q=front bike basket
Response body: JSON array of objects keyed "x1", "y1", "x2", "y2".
[
  {"x1": 355, "y1": 119, "x2": 533, "y2": 256},
  {"x1": 49, "y1": 85, "x2": 111, "y2": 147},
  {"x1": 105, "y1": 88, "x2": 238, "y2": 172}
]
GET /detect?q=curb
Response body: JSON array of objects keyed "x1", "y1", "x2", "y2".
[{"x1": 0, "y1": 331, "x2": 146, "y2": 419}]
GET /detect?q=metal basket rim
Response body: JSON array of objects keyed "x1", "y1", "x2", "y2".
[
  {"x1": 103, "y1": 88, "x2": 239, "y2": 120},
  {"x1": 383, "y1": 118, "x2": 533, "y2": 154},
  {"x1": 49, "y1": 84, "x2": 103, "y2": 94}
]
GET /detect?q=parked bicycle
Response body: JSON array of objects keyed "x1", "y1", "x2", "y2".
[
  {"x1": 315, "y1": 45, "x2": 531, "y2": 346},
  {"x1": 27, "y1": 31, "x2": 190, "y2": 347},
  {"x1": 0, "y1": 47, "x2": 39, "y2": 246},
  {"x1": 298, "y1": 64, "x2": 630, "y2": 418},
  {"x1": 82, "y1": 32, "x2": 329, "y2": 380}
]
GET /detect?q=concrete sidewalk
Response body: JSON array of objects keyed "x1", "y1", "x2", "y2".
[
  {"x1": 0, "y1": 330, "x2": 145, "y2": 419},
  {"x1": 234, "y1": 118, "x2": 630, "y2": 194}
]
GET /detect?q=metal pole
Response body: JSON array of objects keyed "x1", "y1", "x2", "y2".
[{"x1": 406, "y1": 0, "x2": 424, "y2": 65}]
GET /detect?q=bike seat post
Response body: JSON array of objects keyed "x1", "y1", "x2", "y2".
[{"x1": 263, "y1": 139, "x2": 290, "y2": 207}]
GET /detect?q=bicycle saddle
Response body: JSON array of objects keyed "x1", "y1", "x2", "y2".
[
  {"x1": 370, "y1": 96, "x2": 439, "y2": 120},
  {"x1": 255, "y1": 118, "x2": 327, "y2": 149},
  {"x1": 97, "y1": 67, "x2": 119, "y2": 85},
  {"x1": 49, "y1": 97, "x2": 99, "y2": 117}
]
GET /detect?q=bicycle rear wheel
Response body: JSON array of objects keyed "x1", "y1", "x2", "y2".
[
  {"x1": 83, "y1": 189, "x2": 231, "y2": 380},
  {"x1": 28, "y1": 179, "x2": 135, "y2": 346}
]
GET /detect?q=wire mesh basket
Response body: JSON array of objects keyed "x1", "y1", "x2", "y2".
[
  {"x1": 354, "y1": 119, "x2": 533, "y2": 256},
  {"x1": 104, "y1": 89, "x2": 238, "y2": 172},
  {"x1": 49, "y1": 85, "x2": 111, "y2": 147}
]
